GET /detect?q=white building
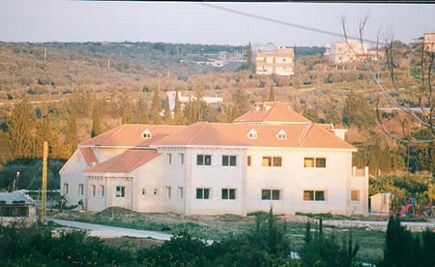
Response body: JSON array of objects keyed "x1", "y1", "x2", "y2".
[
  {"x1": 166, "y1": 91, "x2": 223, "y2": 111},
  {"x1": 324, "y1": 40, "x2": 369, "y2": 64},
  {"x1": 60, "y1": 102, "x2": 368, "y2": 216},
  {"x1": 256, "y1": 47, "x2": 295, "y2": 76}
]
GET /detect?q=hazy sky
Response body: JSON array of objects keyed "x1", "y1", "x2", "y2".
[{"x1": 1, "y1": 0, "x2": 434, "y2": 46}]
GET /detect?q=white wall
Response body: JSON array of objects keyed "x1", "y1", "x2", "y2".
[{"x1": 60, "y1": 150, "x2": 89, "y2": 208}]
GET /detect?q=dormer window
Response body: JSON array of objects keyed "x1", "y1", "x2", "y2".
[
  {"x1": 247, "y1": 129, "x2": 258, "y2": 140},
  {"x1": 141, "y1": 130, "x2": 152, "y2": 139},
  {"x1": 276, "y1": 129, "x2": 286, "y2": 140}
]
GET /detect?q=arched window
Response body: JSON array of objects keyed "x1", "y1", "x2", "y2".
[
  {"x1": 276, "y1": 129, "x2": 286, "y2": 140},
  {"x1": 141, "y1": 130, "x2": 152, "y2": 139},
  {"x1": 247, "y1": 129, "x2": 258, "y2": 140}
]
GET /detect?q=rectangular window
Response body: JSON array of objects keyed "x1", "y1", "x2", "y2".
[
  {"x1": 262, "y1": 157, "x2": 282, "y2": 167},
  {"x1": 63, "y1": 183, "x2": 69, "y2": 195},
  {"x1": 91, "y1": 184, "x2": 96, "y2": 197},
  {"x1": 247, "y1": 156, "x2": 252, "y2": 167},
  {"x1": 304, "y1": 190, "x2": 326, "y2": 201},
  {"x1": 261, "y1": 189, "x2": 280, "y2": 200},
  {"x1": 196, "y1": 188, "x2": 210, "y2": 199},
  {"x1": 79, "y1": 184, "x2": 84, "y2": 196},
  {"x1": 222, "y1": 155, "x2": 237, "y2": 166},
  {"x1": 178, "y1": 187, "x2": 184, "y2": 199},
  {"x1": 304, "y1": 157, "x2": 326, "y2": 168},
  {"x1": 116, "y1": 186, "x2": 125, "y2": 198},
  {"x1": 166, "y1": 186, "x2": 171, "y2": 199},
  {"x1": 179, "y1": 153, "x2": 184, "y2": 165},
  {"x1": 100, "y1": 185, "x2": 105, "y2": 197},
  {"x1": 167, "y1": 153, "x2": 172, "y2": 165},
  {"x1": 222, "y1": 188, "x2": 236, "y2": 200},
  {"x1": 351, "y1": 190, "x2": 359, "y2": 201},
  {"x1": 197, "y1": 154, "x2": 212, "y2": 166}
]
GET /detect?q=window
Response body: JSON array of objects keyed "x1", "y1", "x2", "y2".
[
  {"x1": 222, "y1": 155, "x2": 237, "y2": 166},
  {"x1": 153, "y1": 188, "x2": 159, "y2": 196},
  {"x1": 222, "y1": 188, "x2": 236, "y2": 200},
  {"x1": 142, "y1": 188, "x2": 146, "y2": 195},
  {"x1": 351, "y1": 190, "x2": 359, "y2": 201},
  {"x1": 196, "y1": 188, "x2": 210, "y2": 199},
  {"x1": 100, "y1": 185, "x2": 105, "y2": 197},
  {"x1": 178, "y1": 187, "x2": 184, "y2": 199},
  {"x1": 261, "y1": 189, "x2": 280, "y2": 200},
  {"x1": 166, "y1": 186, "x2": 172, "y2": 199},
  {"x1": 247, "y1": 129, "x2": 257, "y2": 139},
  {"x1": 262, "y1": 156, "x2": 282, "y2": 167},
  {"x1": 167, "y1": 153, "x2": 172, "y2": 165},
  {"x1": 63, "y1": 183, "x2": 69, "y2": 195},
  {"x1": 303, "y1": 190, "x2": 325, "y2": 201},
  {"x1": 276, "y1": 129, "x2": 286, "y2": 140},
  {"x1": 179, "y1": 153, "x2": 184, "y2": 165},
  {"x1": 197, "y1": 154, "x2": 211, "y2": 166},
  {"x1": 79, "y1": 184, "x2": 84, "y2": 196},
  {"x1": 142, "y1": 130, "x2": 152, "y2": 139},
  {"x1": 91, "y1": 184, "x2": 96, "y2": 197},
  {"x1": 116, "y1": 186, "x2": 125, "y2": 198},
  {"x1": 304, "y1": 157, "x2": 326, "y2": 168},
  {"x1": 247, "y1": 156, "x2": 252, "y2": 167}
]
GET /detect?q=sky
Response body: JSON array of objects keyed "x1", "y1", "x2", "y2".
[{"x1": 0, "y1": 1, "x2": 434, "y2": 46}]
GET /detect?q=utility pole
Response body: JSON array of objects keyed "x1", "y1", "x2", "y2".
[
  {"x1": 43, "y1": 47, "x2": 47, "y2": 62},
  {"x1": 40, "y1": 141, "x2": 48, "y2": 224}
]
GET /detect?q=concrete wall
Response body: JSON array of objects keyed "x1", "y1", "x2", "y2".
[{"x1": 60, "y1": 150, "x2": 89, "y2": 207}]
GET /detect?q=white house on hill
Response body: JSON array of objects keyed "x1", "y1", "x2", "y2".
[{"x1": 60, "y1": 102, "x2": 369, "y2": 216}]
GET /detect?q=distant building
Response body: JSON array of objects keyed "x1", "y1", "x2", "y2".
[
  {"x1": 256, "y1": 47, "x2": 295, "y2": 76},
  {"x1": 424, "y1": 32, "x2": 435, "y2": 53},
  {"x1": 166, "y1": 91, "x2": 223, "y2": 111},
  {"x1": 0, "y1": 191, "x2": 36, "y2": 226},
  {"x1": 324, "y1": 40, "x2": 371, "y2": 64},
  {"x1": 370, "y1": 192, "x2": 392, "y2": 215}
]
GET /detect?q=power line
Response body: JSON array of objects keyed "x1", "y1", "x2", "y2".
[{"x1": 200, "y1": 3, "x2": 379, "y2": 44}]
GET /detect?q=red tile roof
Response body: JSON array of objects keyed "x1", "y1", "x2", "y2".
[
  {"x1": 85, "y1": 149, "x2": 160, "y2": 174},
  {"x1": 79, "y1": 147, "x2": 97, "y2": 165},
  {"x1": 80, "y1": 124, "x2": 187, "y2": 147},
  {"x1": 233, "y1": 102, "x2": 311, "y2": 124}
]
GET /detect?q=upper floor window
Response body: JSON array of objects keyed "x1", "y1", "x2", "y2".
[
  {"x1": 179, "y1": 153, "x2": 184, "y2": 165},
  {"x1": 247, "y1": 129, "x2": 257, "y2": 140},
  {"x1": 247, "y1": 156, "x2": 252, "y2": 167},
  {"x1": 141, "y1": 130, "x2": 152, "y2": 139},
  {"x1": 262, "y1": 156, "x2": 282, "y2": 167},
  {"x1": 304, "y1": 157, "x2": 326, "y2": 168},
  {"x1": 261, "y1": 189, "x2": 280, "y2": 200},
  {"x1": 276, "y1": 129, "x2": 286, "y2": 140},
  {"x1": 196, "y1": 188, "x2": 210, "y2": 199},
  {"x1": 303, "y1": 190, "x2": 325, "y2": 201},
  {"x1": 100, "y1": 185, "x2": 105, "y2": 197},
  {"x1": 91, "y1": 184, "x2": 96, "y2": 197},
  {"x1": 116, "y1": 186, "x2": 125, "y2": 198},
  {"x1": 167, "y1": 153, "x2": 172, "y2": 165},
  {"x1": 222, "y1": 155, "x2": 237, "y2": 167},
  {"x1": 197, "y1": 154, "x2": 211, "y2": 166}
]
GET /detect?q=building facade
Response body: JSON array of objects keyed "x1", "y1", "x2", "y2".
[
  {"x1": 324, "y1": 40, "x2": 370, "y2": 64},
  {"x1": 255, "y1": 47, "x2": 295, "y2": 76},
  {"x1": 60, "y1": 102, "x2": 369, "y2": 216},
  {"x1": 424, "y1": 32, "x2": 435, "y2": 53}
]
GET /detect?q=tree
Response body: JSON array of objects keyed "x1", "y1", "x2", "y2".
[
  {"x1": 136, "y1": 97, "x2": 149, "y2": 124},
  {"x1": 164, "y1": 96, "x2": 172, "y2": 123},
  {"x1": 342, "y1": 91, "x2": 375, "y2": 128},
  {"x1": 121, "y1": 90, "x2": 135, "y2": 124},
  {"x1": 91, "y1": 100, "x2": 103, "y2": 138},
  {"x1": 173, "y1": 89, "x2": 183, "y2": 124},
  {"x1": 6, "y1": 99, "x2": 36, "y2": 157},
  {"x1": 247, "y1": 41, "x2": 253, "y2": 71},
  {"x1": 65, "y1": 111, "x2": 78, "y2": 157},
  {"x1": 150, "y1": 86, "x2": 161, "y2": 124},
  {"x1": 268, "y1": 84, "x2": 275, "y2": 101}
]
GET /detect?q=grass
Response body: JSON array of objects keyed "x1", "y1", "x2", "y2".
[{"x1": 51, "y1": 207, "x2": 385, "y2": 263}]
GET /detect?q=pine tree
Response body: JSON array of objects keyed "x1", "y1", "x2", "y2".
[
  {"x1": 137, "y1": 97, "x2": 149, "y2": 124},
  {"x1": 173, "y1": 89, "x2": 182, "y2": 124},
  {"x1": 91, "y1": 100, "x2": 103, "y2": 137},
  {"x1": 247, "y1": 41, "x2": 253, "y2": 71},
  {"x1": 65, "y1": 111, "x2": 78, "y2": 156},
  {"x1": 164, "y1": 96, "x2": 172, "y2": 123},
  {"x1": 7, "y1": 99, "x2": 36, "y2": 157},
  {"x1": 151, "y1": 86, "x2": 161, "y2": 124},
  {"x1": 268, "y1": 84, "x2": 275, "y2": 101},
  {"x1": 121, "y1": 92, "x2": 135, "y2": 124}
]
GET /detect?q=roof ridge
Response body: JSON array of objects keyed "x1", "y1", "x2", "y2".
[
  {"x1": 311, "y1": 123, "x2": 354, "y2": 148},
  {"x1": 186, "y1": 123, "x2": 208, "y2": 145},
  {"x1": 98, "y1": 124, "x2": 126, "y2": 146}
]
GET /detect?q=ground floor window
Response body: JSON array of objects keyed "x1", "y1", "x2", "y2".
[
  {"x1": 196, "y1": 188, "x2": 210, "y2": 199},
  {"x1": 351, "y1": 190, "x2": 359, "y2": 201},
  {"x1": 222, "y1": 188, "x2": 236, "y2": 200},
  {"x1": 116, "y1": 186, "x2": 126, "y2": 198},
  {"x1": 178, "y1": 187, "x2": 184, "y2": 199},
  {"x1": 261, "y1": 189, "x2": 280, "y2": 200},
  {"x1": 303, "y1": 190, "x2": 325, "y2": 201},
  {"x1": 63, "y1": 183, "x2": 69, "y2": 195},
  {"x1": 0, "y1": 206, "x2": 29, "y2": 217},
  {"x1": 79, "y1": 184, "x2": 84, "y2": 196},
  {"x1": 166, "y1": 186, "x2": 172, "y2": 199}
]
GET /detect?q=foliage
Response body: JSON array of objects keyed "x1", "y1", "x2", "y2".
[
  {"x1": 91, "y1": 99, "x2": 103, "y2": 137},
  {"x1": 342, "y1": 91, "x2": 375, "y2": 128},
  {"x1": 0, "y1": 157, "x2": 65, "y2": 190}
]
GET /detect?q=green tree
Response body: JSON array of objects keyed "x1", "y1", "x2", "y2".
[
  {"x1": 173, "y1": 89, "x2": 183, "y2": 125},
  {"x1": 150, "y1": 86, "x2": 161, "y2": 124},
  {"x1": 65, "y1": 111, "x2": 78, "y2": 156},
  {"x1": 164, "y1": 96, "x2": 172, "y2": 123},
  {"x1": 6, "y1": 99, "x2": 36, "y2": 157},
  {"x1": 91, "y1": 100, "x2": 103, "y2": 138},
  {"x1": 247, "y1": 41, "x2": 253, "y2": 71},
  {"x1": 136, "y1": 97, "x2": 149, "y2": 124},
  {"x1": 342, "y1": 92, "x2": 375, "y2": 128},
  {"x1": 121, "y1": 92, "x2": 135, "y2": 124},
  {"x1": 268, "y1": 84, "x2": 275, "y2": 101}
]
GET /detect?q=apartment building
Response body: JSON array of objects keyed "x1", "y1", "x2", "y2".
[
  {"x1": 60, "y1": 102, "x2": 368, "y2": 216},
  {"x1": 255, "y1": 47, "x2": 295, "y2": 76}
]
